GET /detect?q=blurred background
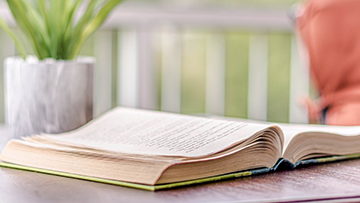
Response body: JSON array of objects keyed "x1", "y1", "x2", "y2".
[{"x1": 0, "y1": 0, "x2": 313, "y2": 124}]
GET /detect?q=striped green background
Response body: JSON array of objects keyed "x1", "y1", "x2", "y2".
[
  {"x1": 0, "y1": 29, "x2": 295, "y2": 124},
  {"x1": 176, "y1": 31, "x2": 293, "y2": 123}
]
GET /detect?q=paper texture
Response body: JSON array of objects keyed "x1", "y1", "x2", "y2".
[
  {"x1": 0, "y1": 161, "x2": 259, "y2": 191},
  {"x1": 41, "y1": 108, "x2": 273, "y2": 157},
  {"x1": 209, "y1": 116, "x2": 360, "y2": 153},
  {"x1": 279, "y1": 123, "x2": 360, "y2": 151}
]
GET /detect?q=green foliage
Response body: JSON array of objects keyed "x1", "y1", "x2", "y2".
[{"x1": 0, "y1": 0, "x2": 123, "y2": 60}]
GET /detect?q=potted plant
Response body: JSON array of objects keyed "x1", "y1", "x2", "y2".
[{"x1": 0, "y1": 0, "x2": 123, "y2": 138}]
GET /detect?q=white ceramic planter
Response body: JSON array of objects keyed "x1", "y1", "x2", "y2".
[{"x1": 4, "y1": 56, "x2": 94, "y2": 138}]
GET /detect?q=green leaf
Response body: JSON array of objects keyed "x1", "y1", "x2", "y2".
[
  {"x1": 7, "y1": 0, "x2": 47, "y2": 59},
  {"x1": 0, "y1": 18, "x2": 26, "y2": 59},
  {"x1": 68, "y1": 0, "x2": 123, "y2": 59},
  {"x1": 65, "y1": 0, "x2": 98, "y2": 59},
  {"x1": 62, "y1": 0, "x2": 83, "y2": 58},
  {"x1": 35, "y1": 0, "x2": 50, "y2": 34},
  {"x1": 27, "y1": 7, "x2": 51, "y2": 57},
  {"x1": 3, "y1": 0, "x2": 123, "y2": 60}
]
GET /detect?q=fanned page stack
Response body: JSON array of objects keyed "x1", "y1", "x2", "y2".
[{"x1": 1, "y1": 107, "x2": 360, "y2": 191}]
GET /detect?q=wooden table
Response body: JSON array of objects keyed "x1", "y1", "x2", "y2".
[{"x1": 2, "y1": 127, "x2": 360, "y2": 203}]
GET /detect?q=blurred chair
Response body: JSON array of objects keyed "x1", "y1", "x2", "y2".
[{"x1": 296, "y1": 0, "x2": 360, "y2": 125}]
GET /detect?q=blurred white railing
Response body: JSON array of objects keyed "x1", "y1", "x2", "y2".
[{"x1": 0, "y1": 2, "x2": 310, "y2": 123}]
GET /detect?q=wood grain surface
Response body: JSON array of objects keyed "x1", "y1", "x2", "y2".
[{"x1": 1, "y1": 126, "x2": 360, "y2": 203}]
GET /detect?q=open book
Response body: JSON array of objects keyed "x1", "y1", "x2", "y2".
[{"x1": 1, "y1": 107, "x2": 360, "y2": 191}]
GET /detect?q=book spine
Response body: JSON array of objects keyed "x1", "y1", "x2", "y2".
[{"x1": 272, "y1": 158, "x2": 295, "y2": 171}]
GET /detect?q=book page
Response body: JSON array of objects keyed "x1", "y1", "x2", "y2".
[
  {"x1": 208, "y1": 116, "x2": 360, "y2": 154},
  {"x1": 278, "y1": 123, "x2": 360, "y2": 151},
  {"x1": 40, "y1": 108, "x2": 273, "y2": 157}
]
